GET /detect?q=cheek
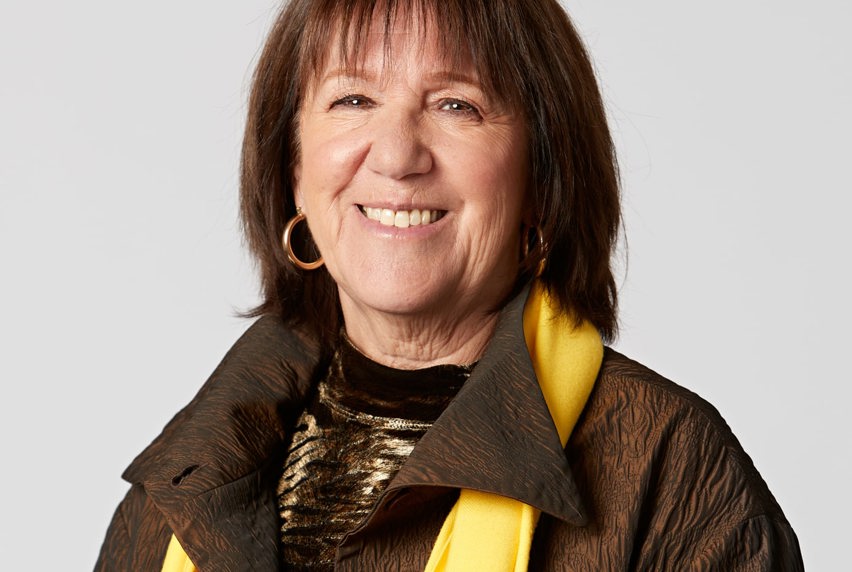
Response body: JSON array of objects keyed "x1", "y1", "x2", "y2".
[
  {"x1": 469, "y1": 148, "x2": 528, "y2": 212},
  {"x1": 460, "y1": 163, "x2": 526, "y2": 257},
  {"x1": 466, "y1": 150, "x2": 528, "y2": 268},
  {"x1": 300, "y1": 122, "x2": 369, "y2": 193},
  {"x1": 462, "y1": 123, "x2": 528, "y2": 199}
]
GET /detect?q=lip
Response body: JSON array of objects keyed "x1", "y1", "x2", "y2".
[{"x1": 353, "y1": 203, "x2": 448, "y2": 236}]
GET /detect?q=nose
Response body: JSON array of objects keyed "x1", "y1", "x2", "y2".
[{"x1": 365, "y1": 108, "x2": 433, "y2": 180}]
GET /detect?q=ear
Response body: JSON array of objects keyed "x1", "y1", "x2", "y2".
[{"x1": 292, "y1": 164, "x2": 304, "y2": 208}]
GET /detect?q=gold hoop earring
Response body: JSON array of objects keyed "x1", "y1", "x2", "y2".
[
  {"x1": 282, "y1": 208, "x2": 324, "y2": 270},
  {"x1": 522, "y1": 225, "x2": 546, "y2": 260}
]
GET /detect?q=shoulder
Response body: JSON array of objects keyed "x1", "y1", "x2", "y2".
[
  {"x1": 552, "y1": 349, "x2": 803, "y2": 569},
  {"x1": 595, "y1": 348, "x2": 734, "y2": 429},
  {"x1": 574, "y1": 348, "x2": 789, "y2": 531},
  {"x1": 589, "y1": 348, "x2": 759, "y2": 469}
]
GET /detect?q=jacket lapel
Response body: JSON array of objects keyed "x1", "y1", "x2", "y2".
[
  {"x1": 122, "y1": 316, "x2": 324, "y2": 570},
  {"x1": 385, "y1": 286, "x2": 588, "y2": 526}
]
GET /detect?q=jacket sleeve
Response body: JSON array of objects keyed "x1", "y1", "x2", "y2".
[
  {"x1": 95, "y1": 484, "x2": 174, "y2": 572},
  {"x1": 641, "y1": 412, "x2": 804, "y2": 572},
  {"x1": 693, "y1": 514, "x2": 803, "y2": 571},
  {"x1": 630, "y1": 401, "x2": 805, "y2": 571},
  {"x1": 641, "y1": 512, "x2": 804, "y2": 571}
]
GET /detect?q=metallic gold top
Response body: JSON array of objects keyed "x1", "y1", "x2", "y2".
[{"x1": 277, "y1": 338, "x2": 473, "y2": 570}]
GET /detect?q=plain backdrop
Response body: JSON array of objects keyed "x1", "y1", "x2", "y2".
[{"x1": 1, "y1": 0, "x2": 849, "y2": 569}]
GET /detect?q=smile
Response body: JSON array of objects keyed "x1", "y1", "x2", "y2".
[{"x1": 358, "y1": 205, "x2": 447, "y2": 229}]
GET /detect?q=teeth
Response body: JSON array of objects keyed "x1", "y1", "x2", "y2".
[
  {"x1": 361, "y1": 206, "x2": 444, "y2": 228},
  {"x1": 394, "y1": 211, "x2": 410, "y2": 228}
]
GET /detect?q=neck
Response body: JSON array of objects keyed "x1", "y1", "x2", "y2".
[{"x1": 340, "y1": 302, "x2": 500, "y2": 370}]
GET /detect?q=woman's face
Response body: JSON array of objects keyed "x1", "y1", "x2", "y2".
[{"x1": 295, "y1": 16, "x2": 528, "y2": 329}]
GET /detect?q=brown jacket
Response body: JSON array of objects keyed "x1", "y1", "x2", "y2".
[{"x1": 96, "y1": 290, "x2": 803, "y2": 571}]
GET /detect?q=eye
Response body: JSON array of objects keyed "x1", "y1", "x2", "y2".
[
  {"x1": 438, "y1": 98, "x2": 482, "y2": 119},
  {"x1": 330, "y1": 93, "x2": 374, "y2": 109}
]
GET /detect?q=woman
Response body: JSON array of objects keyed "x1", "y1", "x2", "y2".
[{"x1": 97, "y1": 0, "x2": 803, "y2": 570}]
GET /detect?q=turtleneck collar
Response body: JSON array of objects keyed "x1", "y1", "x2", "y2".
[{"x1": 328, "y1": 333, "x2": 473, "y2": 422}]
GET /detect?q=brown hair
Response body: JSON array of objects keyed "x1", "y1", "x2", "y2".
[{"x1": 240, "y1": 0, "x2": 621, "y2": 343}]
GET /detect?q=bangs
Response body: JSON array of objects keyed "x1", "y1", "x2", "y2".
[{"x1": 296, "y1": 0, "x2": 525, "y2": 107}]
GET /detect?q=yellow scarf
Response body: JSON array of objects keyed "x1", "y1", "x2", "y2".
[
  {"x1": 162, "y1": 282, "x2": 603, "y2": 572},
  {"x1": 161, "y1": 534, "x2": 198, "y2": 572}
]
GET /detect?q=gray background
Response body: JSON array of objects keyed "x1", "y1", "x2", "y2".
[{"x1": 1, "y1": 0, "x2": 849, "y2": 569}]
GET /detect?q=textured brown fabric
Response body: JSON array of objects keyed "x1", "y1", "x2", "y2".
[{"x1": 95, "y1": 287, "x2": 803, "y2": 571}]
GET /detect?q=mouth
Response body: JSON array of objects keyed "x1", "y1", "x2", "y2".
[{"x1": 357, "y1": 205, "x2": 447, "y2": 229}]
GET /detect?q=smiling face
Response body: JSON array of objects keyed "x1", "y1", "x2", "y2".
[{"x1": 294, "y1": 13, "x2": 528, "y2": 352}]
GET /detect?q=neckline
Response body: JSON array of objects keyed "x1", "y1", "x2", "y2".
[{"x1": 320, "y1": 333, "x2": 474, "y2": 422}]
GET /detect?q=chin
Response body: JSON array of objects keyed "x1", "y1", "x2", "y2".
[
  {"x1": 362, "y1": 290, "x2": 444, "y2": 317},
  {"x1": 341, "y1": 277, "x2": 456, "y2": 319}
]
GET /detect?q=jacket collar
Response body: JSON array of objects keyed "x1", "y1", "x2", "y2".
[
  {"x1": 122, "y1": 285, "x2": 587, "y2": 568},
  {"x1": 122, "y1": 317, "x2": 325, "y2": 570},
  {"x1": 123, "y1": 317, "x2": 323, "y2": 490},
  {"x1": 384, "y1": 284, "x2": 588, "y2": 526}
]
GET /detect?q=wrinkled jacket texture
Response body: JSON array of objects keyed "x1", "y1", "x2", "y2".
[{"x1": 96, "y1": 291, "x2": 803, "y2": 571}]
